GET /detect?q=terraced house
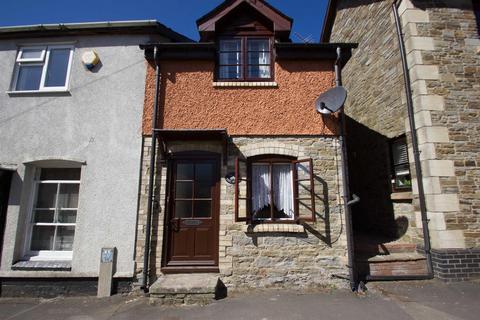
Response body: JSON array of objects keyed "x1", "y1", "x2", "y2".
[
  {"x1": 322, "y1": 0, "x2": 480, "y2": 282},
  {"x1": 1, "y1": 0, "x2": 478, "y2": 301},
  {"x1": 0, "y1": 20, "x2": 189, "y2": 296},
  {"x1": 135, "y1": 0, "x2": 357, "y2": 302}
]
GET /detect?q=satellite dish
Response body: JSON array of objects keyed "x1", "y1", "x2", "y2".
[{"x1": 315, "y1": 86, "x2": 347, "y2": 115}]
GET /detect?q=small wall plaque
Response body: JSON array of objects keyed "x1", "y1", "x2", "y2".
[
  {"x1": 101, "y1": 248, "x2": 114, "y2": 263},
  {"x1": 98, "y1": 247, "x2": 116, "y2": 298}
]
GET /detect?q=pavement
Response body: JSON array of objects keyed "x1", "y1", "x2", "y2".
[{"x1": 0, "y1": 280, "x2": 479, "y2": 320}]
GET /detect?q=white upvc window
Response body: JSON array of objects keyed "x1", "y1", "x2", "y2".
[
  {"x1": 11, "y1": 45, "x2": 74, "y2": 92},
  {"x1": 25, "y1": 168, "x2": 81, "y2": 261}
]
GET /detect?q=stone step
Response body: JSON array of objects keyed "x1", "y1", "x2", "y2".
[
  {"x1": 149, "y1": 273, "x2": 225, "y2": 305},
  {"x1": 355, "y1": 241, "x2": 418, "y2": 255},
  {"x1": 356, "y1": 252, "x2": 428, "y2": 277}
]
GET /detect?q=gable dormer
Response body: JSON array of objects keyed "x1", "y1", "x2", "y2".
[
  {"x1": 197, "y1": 0, "x2": 292, "y2": 82},
  {"x1": 196, "y1": 0, "x2": 293, "y2": 42}
]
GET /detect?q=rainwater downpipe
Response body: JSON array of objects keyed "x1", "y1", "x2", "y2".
[
  {"x1": 335, "y1": 47, "x2": 359, "y2": 291},
  {"x1": 365, "y1": 1, "x2": 433, "y2": 282},
  {"x1": 142, "y1": 46, "x2": 161, "y2": 291}
]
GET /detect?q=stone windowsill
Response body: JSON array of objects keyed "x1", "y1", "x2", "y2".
[
  {"x1": 243, "y1": 224, "x2": 305, "y2": 233},
  {"x1": 213, "y1": 81, "x2": 278, "y2": 88},
  {"x1": 12, "y1": 260, "x2": 72, "y2": 271},
  {"x1": 6, "y1": 90, "x2": 71, "y2": 96},
  {"x1": 391, "y1": 191, "x2": 413, "y2": 201}
]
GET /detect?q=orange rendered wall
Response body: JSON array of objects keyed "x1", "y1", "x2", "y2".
[{"x1": 143, "y1": 59, "x2": 338, "y2": 136}]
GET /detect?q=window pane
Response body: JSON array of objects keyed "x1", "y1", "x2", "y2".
[
  {"x1": 58, "y1": 209, "x2": 77, "y2": 223},
  {"x1": 54, "y1": 226, "x2": 75, "y2": 251},
  {"x1": 219, "y1": 66, "x2": 242, "y2": 79},
  {"x1": 248, "y1": 52, "x2": 270, "y2": 65},
  {"x1": 40, "y1": 168, "x2": 81, "y2": 181},
  {"x1": 251, "y1": 164, "x2": 271, "y2": 219},
  {"x1": 177, "y1": 163, "x2": 194, "y2": 180},
  {"x1": 272, "y1": 164, "x2": 294, "y2": 219},
  {"x1": 395, "y1": 164, "x2": 412, "y2": 189},
  {"x1": 220, "y1": 39, "x2": 241, "y2": 51},
  {"x1": 248, "y1": 65, "x2": 271, "y2": 79},
  {"x1": 219, "y1": 52, "x2": 241, "y2": 65},
  {"x1": 58, "y1": 184, "x2": 79, "y2": 208},
  {"x1": 15, "y1": 65, "x2": 42, "y2": 91},
  {"x1": 44, "y1": 48, "x2": 70, "y2": 87},
  {"x1": 247, "y1": 39, "x2": 269, "y2": 52},
  {"x1": 31, "y1": 226, "x2": 55, "y2": 251},
  {"x1": 35, "y1": 184, "x2": 57, "y2": 208},
  {"x1": 175, "y1": 200, "x2": 192, "y2": 218},
  {"x1": 195, "y1": 163, "x2": 213, "y2": 182},
  {"x1": 194, "y1": 200, "x2": 211, "y2": 218},
  {"x1": 33, "y1": 210, "x2": 55, "y2": 223},
  {"x1": 21, "y1": 48, "x2": 44, "y2": 60},
  {"x1": 176, "y1": 181, "x2": 193, "y2": 199},
  {"x1": 195, "y1": 182, "x2": 212, "y2": 198},
  {"x1": 296, "y1": 161, "x2": 311, "y2": 180}
]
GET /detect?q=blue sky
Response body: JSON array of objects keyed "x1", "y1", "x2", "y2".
[{"x1": 0, "y1": 0, "x2": 329, "y2": 42}]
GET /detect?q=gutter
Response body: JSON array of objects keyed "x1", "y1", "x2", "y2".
[
  {"x1": 0, "y1": 20, "x2": 192, "y2": 42},
  {"x1": 0, "y1": 20, "x2": 161, "y2": 32},
  {"x1": 366, "y1": 1, "x2": 433, "y2": 282},
  {"x1": 142, "y1": 46, "x2": 161, "y2": 292}
]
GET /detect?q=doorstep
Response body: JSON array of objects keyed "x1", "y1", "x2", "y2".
[{"x1": 149, "y1": 273, "x2": 225, "y2": 305}]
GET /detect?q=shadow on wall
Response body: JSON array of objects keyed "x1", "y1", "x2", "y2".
[
  {"x1": 345, "y1": 116, "x2": 413, "y2": 277},
  {"x1": 307, "y1": 174, "x2": 333, "y2": 246},
  {"x1": 146, "y1": 152, "x2": 166, "y2": 284},
  {"x1": 474, "y1": 1, "x2": 480, "y2": 34},
  {"x1": 345, "y1": 115, "x2": 408, "y2": 240}
]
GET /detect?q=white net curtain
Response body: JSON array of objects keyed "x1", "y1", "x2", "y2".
[{"x1": 251, "y1": 163, "x2": 294, "y2": 220}]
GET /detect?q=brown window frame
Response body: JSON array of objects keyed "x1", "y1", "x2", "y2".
[
  {"x1": 389, "y1": 136, "x2": 412, "y2": 192},
  {"x1": 217, "y1": 36, "x2": 274, "y2": 82},
  {"x1": 234, "y1": 155, "x2": 316, "y2": 224}
]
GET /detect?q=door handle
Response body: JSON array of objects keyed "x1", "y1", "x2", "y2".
[{"x1": 170, "y1": 218, "x2": 180, "y2": 232}]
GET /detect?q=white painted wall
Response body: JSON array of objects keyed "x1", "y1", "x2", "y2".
[{"x1": 0, "y1": 34, "x2": 163, "y2": 277}]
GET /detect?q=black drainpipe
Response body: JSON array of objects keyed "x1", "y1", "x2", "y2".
[
  {"x1": 365, "y1": 1, "x2": 433, "y2": 282},
  {"x1": 142, "y1": 46, "x2": 161, "y2": 291},
  {"x1": 335, "y1": 47, "x2": 359, "y2": 291}
]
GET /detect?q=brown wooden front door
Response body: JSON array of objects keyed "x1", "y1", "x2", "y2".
[{"x1": 164, "y1": 153, "x2": 220, "y2": 272}]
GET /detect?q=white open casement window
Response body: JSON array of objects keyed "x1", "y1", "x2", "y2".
[
  {"x1": 25, "y1": 168, "x2": 81, "y2": 261},
  {"x1": 235, "y1": 157, "x2": 316, "y2": 223},
  {"x1": 11, "y1": 45, "x2": 74, "y2": 92}
]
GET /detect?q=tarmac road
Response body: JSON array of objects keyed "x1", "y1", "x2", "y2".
[{"x1": 0, "y1": 280, "x2": 479, "y2": 320}]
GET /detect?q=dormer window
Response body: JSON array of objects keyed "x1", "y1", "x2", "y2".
[{"x1": 218, "y1": 37, "x2": 272, "y2": 81}]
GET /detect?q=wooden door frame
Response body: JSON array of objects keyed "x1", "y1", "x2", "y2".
[{"x1": 161, "y1": 151, "x2": 221, "y2": 274}]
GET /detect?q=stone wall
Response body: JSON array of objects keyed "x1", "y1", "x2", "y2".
[
  {"x1": 329, "y1": 0, "x2": 480, "y2": 279},
  {"x1": 135, "y1": 136, "x2": 348, "y2": 289},
  {"x1": 404, "y1": 0, "x2": 480, "y2": 250},
  {"x1": 330, "y1": 0, "x2": 420, "y2": 244}
]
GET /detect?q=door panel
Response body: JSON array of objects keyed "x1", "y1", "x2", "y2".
[
  {"x1": 165, "y1": 155, "x2": 220, "y2": 269},
  {"x1": 194, "y1": 227, "x2": 211, "y2": 257}
]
